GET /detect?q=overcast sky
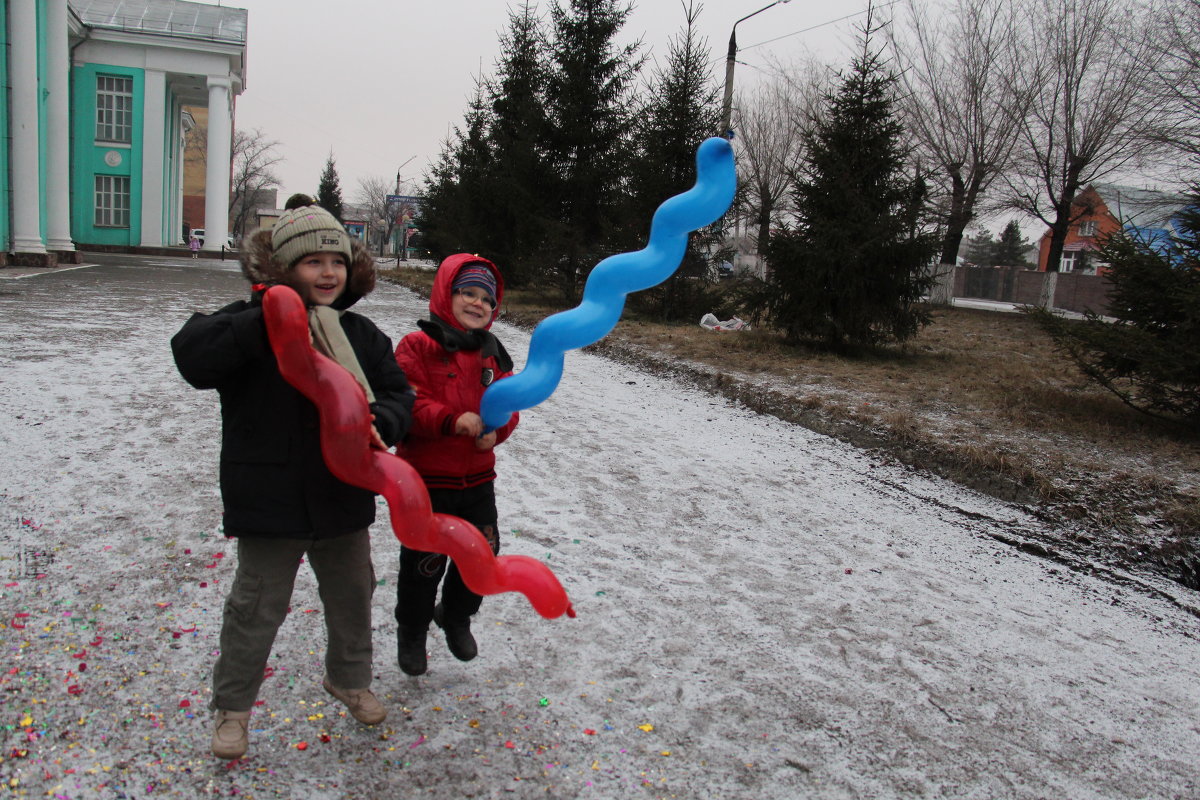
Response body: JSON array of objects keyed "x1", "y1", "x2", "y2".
[{"x1": 222, "y1": 0, "x2": 871, "y2": 205}]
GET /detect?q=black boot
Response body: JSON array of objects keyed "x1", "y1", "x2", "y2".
[
  {"x1": 433, "y1": 603, "x2": 477, "y2": 662},
  {"x1": 397, "y1": 625, "x2": 428, "y2": 676}
]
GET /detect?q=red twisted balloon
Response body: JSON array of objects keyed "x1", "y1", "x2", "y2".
[{"x1": 262, "y1": 285, "x2": 574, "y2": 619}]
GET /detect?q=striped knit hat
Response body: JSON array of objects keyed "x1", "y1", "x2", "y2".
[
  {"x1": 271, "y1": 205, "x2": 351, "y2": 269},
  {"x1": 452, "y1": 263, "x2": 498, "y2": 303}
]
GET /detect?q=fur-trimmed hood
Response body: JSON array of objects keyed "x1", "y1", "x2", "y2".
[
  {"x1": 428, "y1": 254, "x2": 505, "y2": 330},
  {"x1": 239, "y1": 228, "x2": 376, "y2": 310}
]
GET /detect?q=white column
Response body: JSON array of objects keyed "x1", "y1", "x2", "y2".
[
  {"x1": 45, "y1": 0, "x2": 74, "y2": 251},
  {"x1": 139, "y1": 69, "x2": 167, "y2": 246},
  {"x1": 202, "y1": 76, "x2": 232, "y2": 251},
  {"x1": 9, "y1": 0, "x2": 47, "y2": 254},
  {"x1": 175, "y1": 110, "x2": 188, "y2": 245}
]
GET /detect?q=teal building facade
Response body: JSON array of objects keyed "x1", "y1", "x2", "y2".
[{"x1": 2, "y1": 0, "x2": 246, "y2": 265}]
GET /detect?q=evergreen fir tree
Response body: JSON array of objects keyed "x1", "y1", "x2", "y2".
[
  {"x1": 764, "y1": 8, "x2": 937, "y2": 348},
  {"x1": 992, "y1": 220, "x2": 1032, "y2": 267},
  {"x1": 486, "y1": 2, "x2": 552, "y2": 287},
  {"x1": 1027, "y1": 189, "x2": 1200, "y2": 428},
  {"x1": 961, "y1": 227, "x2": 997, "y2": 266},
  {"x1": 419, "y1": 141, "x2": 469, "y2": 260},
  {"x1": 627, "y1": 0, "x2": 722, "y2": 321},
  {"x1": 316, "y1": 153, "x2": 345, "y2": 223},
  {"x1": 456, "y1": 81, "x2": 497, "y2": 250},
  {"x1": 419, "y1": 81, "x2": 495, "y2": 260},
  {"x1": 543, "y1": 0, "x2": 643, "y2": 300}
]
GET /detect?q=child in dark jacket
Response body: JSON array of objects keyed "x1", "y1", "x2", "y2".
[
  {"x1": 171, "y1": 205, "x2": 415, "y2": 760},
  {"x1": 393, "y1": 254, "x2": 518, "y2": 676}
]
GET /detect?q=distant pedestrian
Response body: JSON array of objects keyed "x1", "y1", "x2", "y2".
[
  {"x1": 392, "y1": 254, "x2": 518, "y2": 676},
  {"x1": 171, "y1": 204, "x2": 415, "y2": 760},
  {"x1": 189, "y1": 235, "x2": 200, "y2": 258}
]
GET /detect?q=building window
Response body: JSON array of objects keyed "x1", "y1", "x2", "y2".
[
  {"x1": 1060, "y1": 251, "x2": 1076, "y2": 272},
  {"x1": 1078, "y1": 220, "x2": 1098, "y2": 237},
  {"x1": 95, "y1": 175, "x2": 130, "y2": 227},
  {"x1": 96, "y1": 75, "x2": 133, "y2": 142}
]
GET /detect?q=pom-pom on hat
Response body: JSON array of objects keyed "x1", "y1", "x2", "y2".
[
  {"x1": 271, "y1": 205, "x2": 351, "y2": 269},
  {"x1": 284, "y1": 192, "x2": 315, "y2": 210},
  {"x1": 452, "y1": 263, "x2": 498, "y2": 303}
]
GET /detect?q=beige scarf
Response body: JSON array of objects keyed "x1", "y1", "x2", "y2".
[{"x1": 307, "y1": 305, "x2": 376, "y2": 403}]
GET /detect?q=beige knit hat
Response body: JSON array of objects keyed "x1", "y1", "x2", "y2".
[{"x1": 271, "y1": 205, "x2": 352, "y2": 269}]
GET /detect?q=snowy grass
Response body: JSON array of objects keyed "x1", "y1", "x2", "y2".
[{"x1": 382, "y1": 266, "x2": 1200, "y2": 589}]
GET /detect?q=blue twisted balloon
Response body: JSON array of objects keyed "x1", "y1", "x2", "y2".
[{"x1": 480, "y1": 136, "x2": 737, "y2": 432}]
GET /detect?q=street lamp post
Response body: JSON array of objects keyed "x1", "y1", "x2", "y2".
[
  {"x1": 720, "y1": 0, "x2": 793, "y2": 138},
  {"x1": 392, "y1": 156, "x2": 416, "y2": 263}
]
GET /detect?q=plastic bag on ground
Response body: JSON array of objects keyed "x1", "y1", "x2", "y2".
[{"x1": 699, "y1": 313, "x2": 750, "y2": 331}]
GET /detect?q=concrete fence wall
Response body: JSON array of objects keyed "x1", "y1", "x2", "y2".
[{"x1": 953, "y1": 266, "x2": 1114, "y2": 316}]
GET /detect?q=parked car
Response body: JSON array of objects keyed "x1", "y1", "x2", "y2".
[{"x1": 190, "y1": 228, "x2": 236, "y2": 249}]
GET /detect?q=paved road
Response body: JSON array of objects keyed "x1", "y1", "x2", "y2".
[{"x1": 0, "y1": 254, "x2": 1197, "y2": 799}]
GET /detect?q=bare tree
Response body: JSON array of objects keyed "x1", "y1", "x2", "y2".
[
  {"x1": 888, "y1": 0, "x2": 1029, "y2": 303},
  {"x1": 1005, "y1": 0, "x2": 1172, "y2": 290},
  {"x1": 185, "y1": 123, "x2": 283, "y2": 239},
  {"x1": 1141, "y1": 0, "x2": 1200, "y2": 174},
  {"x1": 731, "y1": 62, "x2": 823, "y2": 270},
  {"x1": 229, "y1": 129, "x2": 283, "y2": 238},
  {"x1": 355, "y1": 176, "x2": 408, "y2": 256}
]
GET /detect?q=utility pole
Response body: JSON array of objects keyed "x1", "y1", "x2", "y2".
[
  {"x1": 392, "y1": 156, "x2": 415, "y2": 264},
  {"x1": 720, "y1": 0, "x2": 793, "y2": 138}
]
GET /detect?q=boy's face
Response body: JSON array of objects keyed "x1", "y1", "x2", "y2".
[
  {"x1": 452, "y1": 287, "x2": 494, "y2": 330},
  {"x1": 291, "y1": 252, "x2": 347, "y2": 306}
]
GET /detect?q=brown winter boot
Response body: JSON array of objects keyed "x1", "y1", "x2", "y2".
[
  {"x1": 323, "y1": 676, "x2": 387, "y2": 724},
  {"x1": 211, "y1": 709, "x2": 250, "y2": 759}
]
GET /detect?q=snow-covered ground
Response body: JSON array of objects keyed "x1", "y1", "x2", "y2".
[{"x1": 0, "y1": 254, "x2": 1197, "y2": 799}]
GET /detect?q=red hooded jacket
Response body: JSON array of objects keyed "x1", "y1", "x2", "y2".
[{"x1": 395, "y1": 254, "x2": 518, "y2": 489}]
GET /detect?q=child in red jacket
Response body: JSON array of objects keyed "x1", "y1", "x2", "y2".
[{"x1": 393, "y1": 254, "x2": 518, "y2": 675}]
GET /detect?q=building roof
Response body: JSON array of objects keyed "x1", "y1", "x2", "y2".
[
  {"x1": 1092, "y1": 183, "x2": 1187, "y2": 229},
  {"x1": 1092, "y1": 183, "x2": 1192, "y2": 252},
  {"x1": 70, "y1": 0, "x2": 246, "y2": 45}
]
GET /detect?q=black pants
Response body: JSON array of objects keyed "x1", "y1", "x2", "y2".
[{"x1": 395, "y1": 482, "x2": 499, "y2": 628}]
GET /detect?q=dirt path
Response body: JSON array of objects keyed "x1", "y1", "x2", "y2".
[{"x1": 0, "y1": 256, "x2": 1197, "y2": 799}]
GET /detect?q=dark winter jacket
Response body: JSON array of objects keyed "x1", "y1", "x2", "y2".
[
  {"x1": 171, "y1": 294, "x2": 415, "y2": 539},
  {"x1": 395, "y1": 254, "x2": 518, "y2": 490}
]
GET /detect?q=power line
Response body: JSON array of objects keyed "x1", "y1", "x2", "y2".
[{"x1": 740, "y1": 0, "x2": 901, "y2": 53}]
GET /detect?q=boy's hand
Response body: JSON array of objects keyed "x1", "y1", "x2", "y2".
[
  {"x1": 369, "y1": 425, "x2": 387, "y2": 450},
  {"x1": 475, "y1": 431, "x2": 497, "y2": 451},
  {"x1": 368, "y1": 414, "x2": 388, "y2": 450},
  {"x1": 454, "y1": 412, "x2": 484, "y2": 437}
]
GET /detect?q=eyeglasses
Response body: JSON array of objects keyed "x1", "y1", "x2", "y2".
[{"x1": 455, "y1": 287, "x2": 495, "y2": 307}]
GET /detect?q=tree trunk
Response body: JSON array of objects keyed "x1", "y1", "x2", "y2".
[
  {"x1": 928, "y1": 264, "x2": 956, "y2": 305},
  {"x1": 930, "y1": 198, "x2": 959, "y2": 306},
  {"x1": 931, "y1": 168, "x2": 987, "y2": 306},
  {"x1": 1039, "y1": 187, "x2": 1079, "y2": 308},
  {"x1": 938, "y1": 171, "x2": 970, "y2": 266},
  {"x1": 1038, "y1": 270, "x2": 1059, "y2": 309},
  {"x1": 755, "y1": 194, "x2": 774, "y2": 256},
  {"x1": 1043, "y1": 197, "x2": 1075, "y2": 277},
  {"x1": 939, "y1": 167, "x2": 988, "y2": 263},
  {"x1": 1044, "y1": 165, "x2": 1085, "y2": 282}
]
